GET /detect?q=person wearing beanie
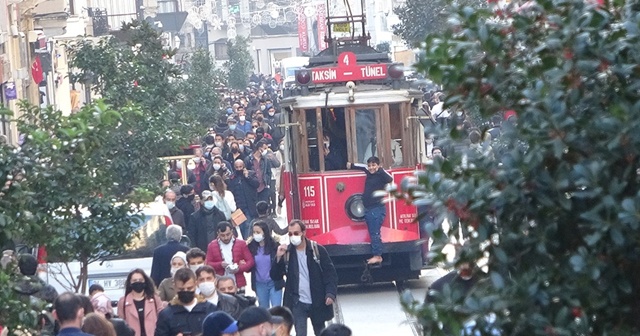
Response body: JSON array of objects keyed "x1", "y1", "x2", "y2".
[
  {"x1": 237, "y1": 307, "x2": 283, "y2": 336},
  {"x1": 202, "y1": 311, "x2": 239, "y2": 336}
]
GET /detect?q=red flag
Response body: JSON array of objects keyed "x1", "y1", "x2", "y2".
[{"x1": 31, "y1": 56, "x2": 43, "y2": 84}]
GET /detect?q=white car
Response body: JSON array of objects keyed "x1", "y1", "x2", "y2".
[{"x1": 39, "y1": 202, "x2": 177, "y2": 303}]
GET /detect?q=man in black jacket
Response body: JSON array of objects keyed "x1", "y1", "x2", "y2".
[
  {"x1": 188, "y1": 191, "x2": 227, "y2": 251},
  {"x1": 227, "y1": 159, "x2": 260, "y2": 239},
  {"x1": 155, "y1": 268, "x2": 217, "y2": 336},
  {"x1": 195, "y1": 266, "x2": 242, "y2": 319},
  {"x1": 150, "y1": 225, "x2": 189, "y2": 286},
  {"x1": 271, "y1": 220, "x2": 338, "y2": 336},
  {"x1": 176, "y1": 185, "x2": 196, "y2": 230}
]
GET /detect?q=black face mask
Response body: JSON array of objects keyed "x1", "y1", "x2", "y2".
[
  {"x1": 130, "y1": 282, "x2": 146, "y2": 293},
  {"x1": 187, "y1": 195, "x2": 195, "y2": 201},
  {"x1": 177, "y1": 290, "x2": 196, "y2": 304},
  {"x1": 231, "y1": 148, "x2": 239, "y2": 153}
]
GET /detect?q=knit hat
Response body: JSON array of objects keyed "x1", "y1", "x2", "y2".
[{"x1": 202, "y1": 311, "x2": 238, "y2": 336}]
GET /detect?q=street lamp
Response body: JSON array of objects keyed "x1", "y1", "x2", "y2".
[{"x1": 81, "y1": 71, "x2": 94, "y2": 105}]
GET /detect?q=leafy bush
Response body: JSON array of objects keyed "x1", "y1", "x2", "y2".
[{"x1": 401, "y1": 0, "x2": 640, "y2": 334}]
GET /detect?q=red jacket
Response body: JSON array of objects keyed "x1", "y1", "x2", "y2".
[{"x1": 206, "y1": 238, "x2": 255, "y2": 288}]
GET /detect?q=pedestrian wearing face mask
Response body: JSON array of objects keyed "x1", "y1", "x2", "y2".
[
  {"x1": 176, "y1": 185, "x2": 196, "y2": 230},
  {"x1": 271, "y1": 220, "x2": 338, "y2": 336},
  {"x1": 247, "y1": 221, "x2": 284, "y2": 308},
  {"x1": 227, "y1": 159, "x2": 260, "y2": 239},
  {"x1": 158, "y1": 252, "x2": 188, "y2": 302},
  {"x1": 206, "y1": 222, "x2": 255, "y2": 293},
  {"x1": 164, "y1": 190, "x2": 185, "y2": 229},
  {"x1": 192, "y1": 148, "x2": 210, "y2": 195},
  {"x1": 196, "y1": 265, "x2": 242, "y2": 319},
  {"x1": 225, "y1": 142, "x2": 245, "y2": 166},
  {"x1": 244, "y1": 140, "x2": 280, "y2": 206},
  {"x1": 155, "y1": 268, "x2": 217, "y2": 336},
  {"x1": 223, "y1": 116, "x2": 246, "y2": 140},
  {"x1": 117, "y1": 269, "x2": 164, "y2": 336},
  {"x1": 188, "y1": 190, "x2": 228, "y2": 251}
]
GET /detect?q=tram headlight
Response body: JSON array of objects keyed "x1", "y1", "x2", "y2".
[{"x1": 345, "y1": 194, "x2": 366, "y2": 221}]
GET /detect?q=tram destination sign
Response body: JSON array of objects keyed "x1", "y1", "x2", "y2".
[{"x1": 310, "y1": 52, "x2": 389, "y2": 84}]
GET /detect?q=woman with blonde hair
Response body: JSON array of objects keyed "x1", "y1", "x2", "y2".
[{"x1": 82, "y1": 313, "x2": 116, "y2": 336}]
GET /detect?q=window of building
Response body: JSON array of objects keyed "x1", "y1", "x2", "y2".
[
  {"x1": 214, "y1": 42, "x2": 229, "y2": 60},
  {"x1": 157, "y1": 0, "x2": 178, "y2": 13}
]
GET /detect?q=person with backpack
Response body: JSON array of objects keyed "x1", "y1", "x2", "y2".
[{"x1": 270, "y1": 220, "x2": 338, "y2": 336}]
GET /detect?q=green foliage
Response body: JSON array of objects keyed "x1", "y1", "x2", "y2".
[
  {"x1": 376, "y1": 42, "x2": 391, "y2": 53},
  {"x1": 67, "y1": 21, "x2": 191, "y2": 194},
  {"x1": 400, "y1": 0, "x2": 640, "y2": 334},
  {"x1": 175, "y1": 48, "x2": 226, "y2": 132},
  {"x1": 225, "y1": 36, "x2": 255, "y2": 90},
  {"x1": 393, "y1": 0, "x2": 486, "y2": 46},
  {"x1": 0, "y1": 268, "x2": 39, "y2": 333},
  {"x1": 13, "y1": 102, "x2": 142, "y2": 294}
]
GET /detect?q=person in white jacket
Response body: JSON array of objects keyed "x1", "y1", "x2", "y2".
[{"x1": 209, "y1": 174, "x2": 236, "y2": 221}]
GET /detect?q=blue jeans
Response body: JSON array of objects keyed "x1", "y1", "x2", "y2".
[
  {"x1": 238, "y1": 208, "x2": 253, "y2": 239},
  {"x1": 292, "y1": 301, "x2": 326, "y2": 336},
  {"x1": 255, "y1": 280, "x2": 282, "y2": 308},
  {"x1": 364, "y1": 205, "x2": 385, "y2": 256}
]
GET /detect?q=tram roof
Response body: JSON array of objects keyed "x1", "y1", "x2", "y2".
[{"x1": 281, "y1": 86, "x2": 423, "y2": 109}]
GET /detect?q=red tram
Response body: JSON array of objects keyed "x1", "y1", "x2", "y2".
[{"x1": 278, "y1": 6, "x2": 430, "y2": 284}]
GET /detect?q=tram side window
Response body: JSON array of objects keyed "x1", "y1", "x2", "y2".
[
  {"x1": 355, "y1": 109, "x2": 377, "y2": 164},
  {"x1": 306, "y1": 109, "x2": 320, "y2": 172},
  {"x1": 389, "y1": 103, "x2": 404, "y2": 167}
]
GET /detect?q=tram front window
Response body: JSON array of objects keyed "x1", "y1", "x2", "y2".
[{"x1": 356, "y1": 109, "x2": 377, "y2": 164}]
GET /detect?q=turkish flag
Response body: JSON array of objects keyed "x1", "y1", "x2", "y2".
[{"x1": 31, "y1": 56, "x2": 44, "y2": 84}]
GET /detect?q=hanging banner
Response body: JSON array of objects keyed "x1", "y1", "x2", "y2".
[
  {"x1": 297, "y1": 10, "x2": 309, "y2": 52},
  {"x1": 4, "y1": 82, "x2": 17, "y2": 101},
  {"x1": 316, "y1": 3, "x2": 327, "y2": 50}
]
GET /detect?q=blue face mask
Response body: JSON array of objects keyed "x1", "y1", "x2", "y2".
[
  {"x1": 204, "y1": 201, "x2": 215, "y2": 210},
  {"x1": 229, "y1": 124, "x2": 237, "y2": 130}
]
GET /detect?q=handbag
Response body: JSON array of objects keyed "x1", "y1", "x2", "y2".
[{"x1": 230, "y1": 208, "x2": 247, "y2": 226}]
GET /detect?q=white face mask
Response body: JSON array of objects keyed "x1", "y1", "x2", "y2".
[
  {"x1": 239, "y1": 115, "x2": 246, "y2": 121},
  {"x1": 268, "y1": 111, "x2": 275, "y2": 116},
  {"x1": 170, "y1": 267, "x2": 181, "y2": 276},
  {"x1": 279, "y1": 144, "x2": 285, "y2": 151},
  {"x1": 204, "y1": 200, "x2": 215, "y2": 210},
  {"x1": 290, "y1": 235, "x2": 302, "y2": 246},
  {"x1": 215, "y1": 141, "x2": 223, "y2": 147},
  {"x1": 324, "y1": 141, "x2": 330, "y2": 148},
  {"x1": 198, "y1": 281, "x2": 216, "y2": 297},
  {"x1": 239, "y1": 144, "x2": 245, "y2": 151},
  {"x1": 212, "y1": 163, "x2": 221, "y2": 171},
  {"x1": 253, "y1": 233, "x2": 264, "y2": 243},
  {"x1": 189, "y1": 264, "x2": 204, "y2": 272},
  {"x1": 261, "y1": 149, "x2": 268, "y2": 156},
  {"x1": 166, "y1": 201, "x2": 175, "y2": 210},
  {"x1": 193, "y1": 157, "x2": 201, "y2": 164}
]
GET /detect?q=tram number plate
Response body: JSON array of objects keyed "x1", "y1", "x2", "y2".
[{"x1": 333, "y1": 23, "x2": 350, "y2": 32}]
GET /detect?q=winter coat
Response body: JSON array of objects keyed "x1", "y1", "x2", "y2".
[
  {"x1": 175, "y1": 197, "x2": 196, "y2": 229},
  {"x1": 149, "y1": 240, "x2": 189, "y2": 286},
  {"x1": 226, "y1": 170, "x2": 260, "y2": 217},
  {"x1": 117, "y1": 294, "x2": 164, "y2": 336},
  {"x1": 244, "y1": 153, "x2": 281, "y2": 190},
  {"x1": 205, "y1": 239, "x2": 255, "y2": 288},
  {"x1": 188, "y1": 207, "x2": 227, "y2": 251},
  {"x1": 270, "y1": 239, "x2": 338, "y2": 322},
  {"x1": 154, "y1": 296, "x2": 217, "y2": 336}
]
